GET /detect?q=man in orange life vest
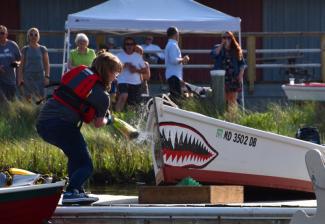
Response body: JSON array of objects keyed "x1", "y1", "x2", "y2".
[{"x1": 36, "y1": 51, "x2": 122, "y2": 205}]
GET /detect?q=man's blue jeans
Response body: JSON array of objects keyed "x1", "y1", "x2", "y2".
[{"x1": 36, "y1": 118, "x2": 93, "y2": 192}]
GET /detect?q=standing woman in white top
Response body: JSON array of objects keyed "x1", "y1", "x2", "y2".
[
  {"x1": 164, "y1": 27, "x2": 189, "y2": 100},
  {"x1": 115, "y1": 37, "x2": 146, "y2": 112},
  {"x1": 18, "y1": 27, "x2": 50, "y2": 102}
]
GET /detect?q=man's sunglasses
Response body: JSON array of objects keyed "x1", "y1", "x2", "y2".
[{"x1": 125, "y1": 42, "x2": 135, "y2": 46}]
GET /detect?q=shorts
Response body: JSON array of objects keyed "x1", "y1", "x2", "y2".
[
  {"x1": 225, "y1": 77, "x2": 242, "y2": 93},
  {"x1": 0, "y1": 81, "x2": 16, "y2": 101},
  {"x1": 118, "y1": 83, "x2": 141, "y2": 105}
]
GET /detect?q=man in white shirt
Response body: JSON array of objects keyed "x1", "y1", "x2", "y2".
[
  {"x1": 116, "y1": 37, "x2": 146, "y2": 111},
  {"x1": 164, "y1": 27, "x2": 190, "y2": 100},
  {"x1": 142, "y1": 36, "x2": 164, "y2": 64}
]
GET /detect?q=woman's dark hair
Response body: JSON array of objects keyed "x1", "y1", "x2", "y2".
[
  {"x1": 222, "y1": 31, "x2": 243, "y2": 60},
  {"x1": 167, "y1": 27, "x2": 178, "y2": 38}
]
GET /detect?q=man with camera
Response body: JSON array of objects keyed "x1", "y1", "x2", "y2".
[{"x1": 0, "y1": 25, "x2": 21, "y2": 102}]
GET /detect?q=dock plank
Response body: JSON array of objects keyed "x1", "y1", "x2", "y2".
[{"x1": 139, "y1": 185, "x2": 243, "y2": 204}]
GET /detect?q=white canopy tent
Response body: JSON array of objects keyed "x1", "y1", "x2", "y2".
[
  {"x1": 65, "y1": 0, "x2": 241, "y2": 34},
  {"x1": 64, "y1": 0, "x2": 242, "y2": 60},
  {"x1": 63, "y1": 0, "x2": 243, "y2": 105}
]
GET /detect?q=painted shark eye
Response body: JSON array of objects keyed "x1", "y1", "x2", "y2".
[{"x1": 159, "y1": 122, "x2": 218, "y2": 168}]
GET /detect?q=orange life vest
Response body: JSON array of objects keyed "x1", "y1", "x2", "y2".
[{"x1": 53, "y1": 65, "x2": 102, "y2": 123}]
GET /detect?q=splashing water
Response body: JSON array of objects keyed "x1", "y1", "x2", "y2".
[
  {"x1": 129, "y1": 103, "x2": 153, "y2": 145},
  {"x1": 135, "y1": 131, "x2": 153, "y2": 144}
]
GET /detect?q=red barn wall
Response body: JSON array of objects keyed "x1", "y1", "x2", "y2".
[{"x1": 1, "y1": 0, "x2": 20, "y2": 40}]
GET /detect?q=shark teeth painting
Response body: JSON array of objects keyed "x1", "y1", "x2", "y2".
[{"x1": 159, "y1": 122, "x2": 218, "y2": 168}]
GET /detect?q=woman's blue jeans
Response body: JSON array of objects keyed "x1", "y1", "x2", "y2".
[{"x1": 36, "y1": 119, "x2": 93, "y2": 192}]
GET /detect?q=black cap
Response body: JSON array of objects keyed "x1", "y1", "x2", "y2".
[{"x1": 167, "y1": 26, "x2": 178, "y2": 38}]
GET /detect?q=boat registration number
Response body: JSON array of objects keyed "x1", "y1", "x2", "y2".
[{"x1": 217, "y1": 129, "x2": 257, "y2": 147}]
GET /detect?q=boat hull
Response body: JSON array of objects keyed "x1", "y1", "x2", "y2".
[
  {"x1": 0, "y1": 181, "x2": 64, "y2": 224},
  {"x1": 162, "y1": 166, "x2": 312, "y2": 192},
  {"x1": 147, "y1": 97, "x2": 325, "y2": 192},
  {"x1": 282, "y1": 83, "x2": 325, "y2": 101}
]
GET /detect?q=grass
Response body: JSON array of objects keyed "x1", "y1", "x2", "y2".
[
  {"x1": 0, "y1": 101, "x2": 152, "y2": 184},
  {"x1": 1, "y1": 98, "x2": 325, "y2": 185},
  {"x1": 182, "y1": 97, "x2": 325, "y2": 141}
]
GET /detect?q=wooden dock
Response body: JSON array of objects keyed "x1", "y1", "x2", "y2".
[
  {"x1": 51, "y1": 194, "x2": 317, "y2": 224},
  {"x1": 138, "y1": 185, "x2": 243, "y2": 204}
]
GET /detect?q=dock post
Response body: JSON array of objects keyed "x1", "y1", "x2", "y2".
[
  {"x1": 247, "y1": 35, "x2": 256, "y2": 93},
  {"x1": 210, "y1": 70, "x2": 225, "y2": 114},
  {"x1": 96, "y1": 34, "x2": 106, "y2": 50},
  {"x1": 320, "y1": 35, "x2": 325, "y2": 82},
  {"x1": 16, "y1": 32, "x2": 25, "y2": 48}
]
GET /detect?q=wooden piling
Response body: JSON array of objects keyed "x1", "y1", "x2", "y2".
[
  {"x1": 246, "y1": 35, "x2": 256, "y2": 93},
  {"x1": 16, "y1": 32, "x2": 25, "y2": 48},
  {"x1": 95, "y1": 34, "x2": 106, "y2": 49},
  {"x1": 320, "y1": 35, "x2": 325, "y2": 82}
]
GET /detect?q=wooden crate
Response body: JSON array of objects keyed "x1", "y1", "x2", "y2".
[{"x1": 139, "y1": 185, "x2": 243, "y2": 204}]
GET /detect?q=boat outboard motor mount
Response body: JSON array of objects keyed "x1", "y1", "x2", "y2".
[{"x1": 295, "y1": 127, "x2": 321, "y2": 145}]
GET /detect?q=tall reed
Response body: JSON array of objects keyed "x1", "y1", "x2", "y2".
[
  {"x1": 182, "y1": 97, "x2": 325, "y2": 140},
  {"x1": 0, "y1": 101, "x2": 152, "y2": 184},
  {"x1": 1, "y1": 98, "x2": 324, "y2": 184}
]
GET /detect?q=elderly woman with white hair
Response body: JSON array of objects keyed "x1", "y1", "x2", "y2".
[{"x1": 68, "y1": 33, "x2": 96, "y2": 69}]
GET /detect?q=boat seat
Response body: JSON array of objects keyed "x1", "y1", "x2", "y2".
[{"x1": 290, "y1": 149, "x2": 325, "y2": 224}]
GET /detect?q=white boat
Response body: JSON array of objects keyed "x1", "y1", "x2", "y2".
[
  {"x1": 282, "y1": 82, "x2": 325, "y2": 101},
  {"x1": 146, "y1": 96, "x2": 325, "y2": 192}
]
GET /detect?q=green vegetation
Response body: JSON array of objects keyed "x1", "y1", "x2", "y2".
[
  {"x1": 1, "y1": 98, "x2": 325, "y2": 184},
  {"x1": 182, "y1": 98, "x2": 325, "y2": 140},
  {"x1": 0, "y1": 101, "x2": 152, "y2": 184}
]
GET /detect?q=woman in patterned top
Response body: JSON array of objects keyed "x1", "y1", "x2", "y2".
[{"x1": 210, "y1": 31, "x2": 245, "y2": 108}]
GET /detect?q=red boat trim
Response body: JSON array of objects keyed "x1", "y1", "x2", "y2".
[
  {"x1": 0, "y1": 189, "x2": 62, "y2": 223},
  {"x1": 0, "y1": 186, "x2": 62, "y2": 203},
  {"x1": 286, "y1": 83, "x2": 325, "y2": 87},
  {"x1": 162, "y1": 166, "x2": 313, "y2": 192}
]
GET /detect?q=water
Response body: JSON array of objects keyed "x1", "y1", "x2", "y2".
[
  {"x1": 85, "y1": 101, "x2": 153, "y2": 197},
  {"x1": 135, "y1": 131, "x2": 153, "y2": 144},
  {"x1": 132, "y1": 102, "x2": 154, "y2": 144}
]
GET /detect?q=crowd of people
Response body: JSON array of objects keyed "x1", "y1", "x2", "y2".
[
  {"x1": 0, "y1": 24, "x2": 246, "y2": 109},
  {"x1": 0, "y1": 23, "x2": 246, "y2": 205}
]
